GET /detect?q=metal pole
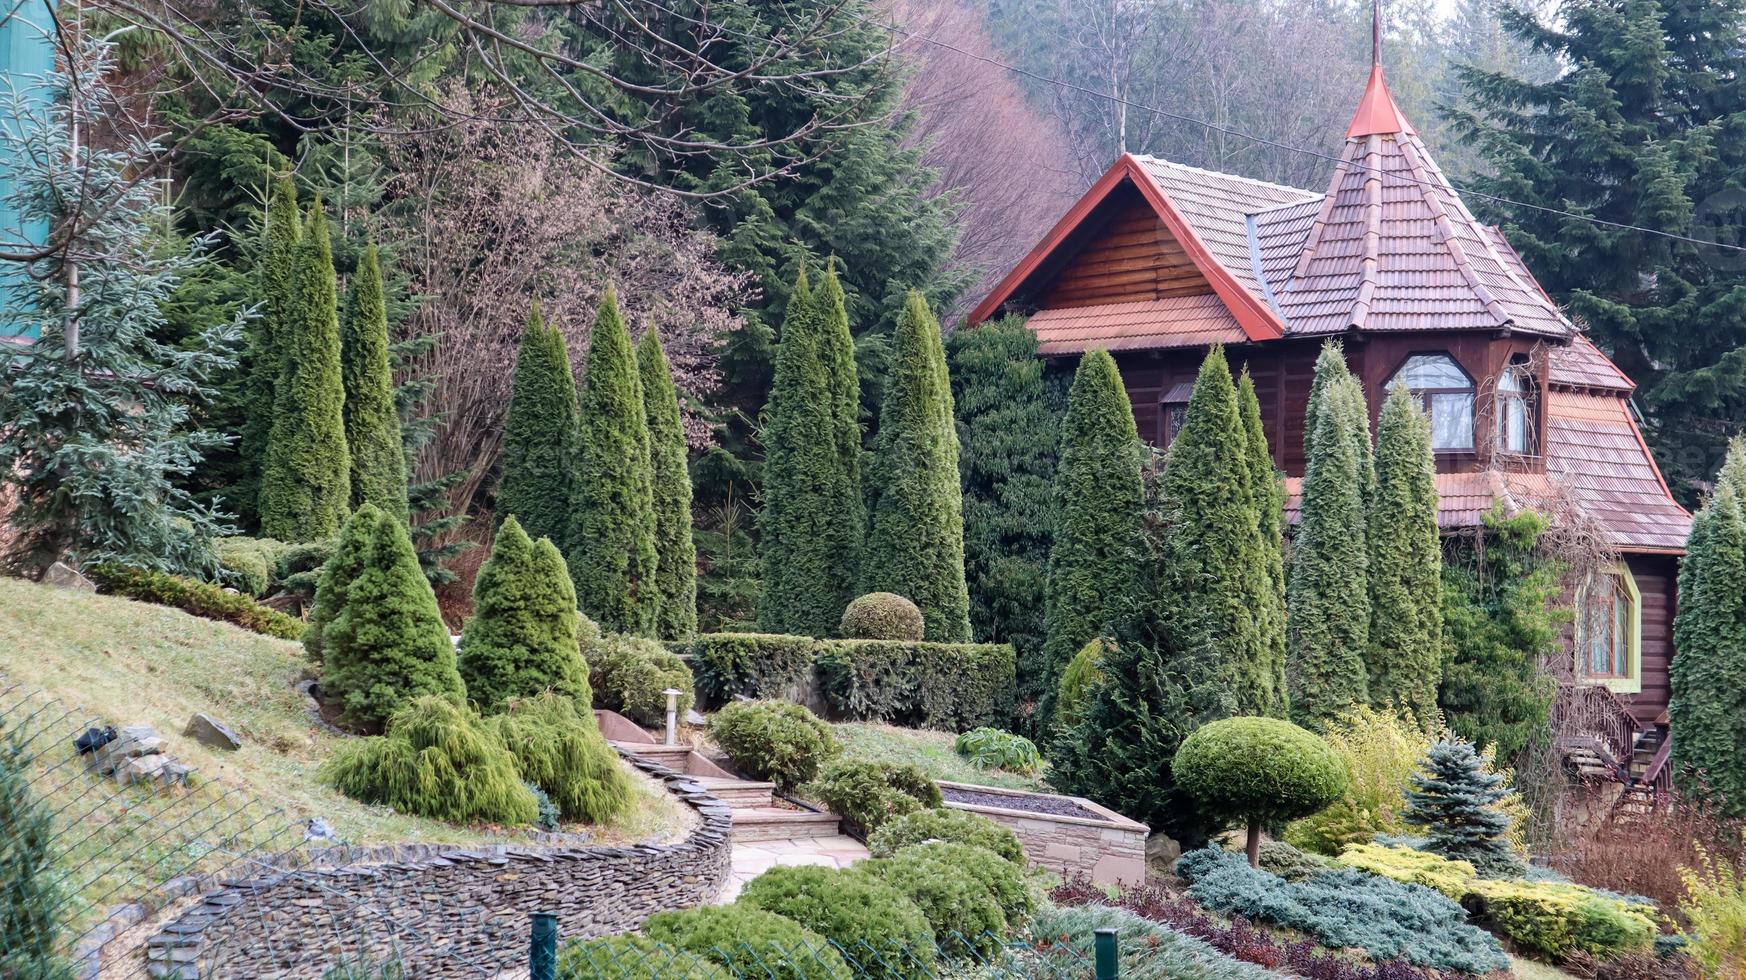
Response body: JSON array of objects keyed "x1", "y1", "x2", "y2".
[
  {"x1": 1094, "y1": 927, "x2": 1119, "y2": 980},
  {"x1": 530, "y1": 912, "x2": 557, "y2": 980},
  {"x1": 663, "y1": 688, "x2": 680, "y2": 746}
]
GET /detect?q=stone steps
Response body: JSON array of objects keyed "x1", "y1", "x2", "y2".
[
  {"x1": 694, "y1": 776, "x2": 775, "y2": 809},
  {"x1": 730, "y1": 807, "x2": 841, "y2": 843}
]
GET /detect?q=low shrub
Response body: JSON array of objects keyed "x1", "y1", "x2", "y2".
[
  {"x1": 1549, "y1": 796, "x2": 1743, "y2": 922},
  {"x1": 216, "y1": 537, "x2": 288, "y2": 597},
  {"x1": 1174, "y1": 846, "x2": 1509, "y2": 974},
  {"x1": 89, "y1": 563, "x2": 306, "y2": 640},
  {"x1": 1053, "y1": 637, "x2": 1111, "y2": 731},
  {"x1": 860, "y1": 849, "x2": 1006, "y2": 955},
  {"x1": 815, "y1": 639, "x2": 1014, "y2": 731},
  {"x1": 953, "y1": 728, "x2": 1041, "y2": 775},
  {"x1": 809, "y1": 759, "x2": 941, "y2": 835},
  {"x1": 1028, "y1": 904, "x2": 1275, "y2": 980},
  {"x1": 688, "y1": 632, "x2": 815, "y2": 707},
  {"x1": 526, "y1": 782, "x2": 560, "y2": 832},
  {"x1": 739, "y1": 866, "x2": 935, "y2": 980},
  {"x1": 589, "y1": 633, "x2": 695, "y2": 726},
  {"x1": 642, "y1": 903, "x2": 852, "y2": 980},
  {"x1": 484, "y1": 693, "x2": 632, "y2": 823},
  {"x1": 321, "y1": 695, "x2": 538, "y2": 825},
  {"x1": 1405, "y1": 738, "x2": 1525, "y2": 879},
  {"x1": 1284, "y1": 705, "x2": 1432, "y2": 856},
  {"x1": 1677, "y1": 840, "x2": 1746, "y2": 976},
  {"x1": 709, "y1": 700, "x2": 839, "y2": 791},
  {"x1": 902, "y1": 841, "x2": 1033, "y2": 926},
  {"x1": 840, "y1": 592, "x2": 925, "y2": 641},
  {"x1": 1255, "y1": 840, "x2": 1332, "y2": 883},
  {"x1": 1173, "y1": 717, "x2": 1347, "y2": 865},
  {"x1": 1563, "y1": 948, "x2": 1698, "y2": 980},
  {"x1": 557, "y1": 934, "x2": 727, "y2": 979},
  {"x1": 866, "y1": 808, "x2": 1024, "y2": 865},
  {"x1": 274, "y1": 538, "x2": 335, "y2": 610}
]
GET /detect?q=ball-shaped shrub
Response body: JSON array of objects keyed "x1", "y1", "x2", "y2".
[
  {"x1": 710, "y1": 700, "x2": 840, "y2": 791},
  {"x1": 1173, "y1": 716, "x2": 1348, "y2": 867},
  {"x1": 893, "y1": 841, "x2": 1034, "y2": 927},
  {"x1": 558, "y1": 934, "x2": 726, "y2": 979},
  {"x1": 1054, "y1": 636, "x2": 1112, "y2": 730},
  {"x1": 810, "y1": 759, "x2": 942, "y2": 834},
  {"x1": 952, "y1": 728, "x2": 1042, "y2": 775},
  {"x1": 839, "y1": 592, "x2": 925, "y2": 641},
  {"x1": 859, "y1": 852, "x2": 1005, "y2": 956},
  {"x1": 589, "y1": 633, "x2": 695, "y2": 726},
  {"x1": 643, "y1": 904, "x2": 852, "y2": 980},
  {"x1": 867, "y1": 808, "x2": 1024, "y2": 865},
  {"x1": 739, "y1": 866, "x2": 935, "y2": 980}
]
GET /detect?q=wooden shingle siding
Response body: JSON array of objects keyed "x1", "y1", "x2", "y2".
[
  {"x1": 1625, "y1": 554, "x2": 1677, "y2": 727},
  {"x1": 1040, "y1": 199, "x2": 1214, "y2": 308}
]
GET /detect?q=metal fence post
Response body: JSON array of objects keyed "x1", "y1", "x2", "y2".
[
  {"x1": 1094, "y1": 927, "x2": 1119, "y2": 980},
  {"x1": 530, "y1": 912, "x2": 558, "y2": 980}
]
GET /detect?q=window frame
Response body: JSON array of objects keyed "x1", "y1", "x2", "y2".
[
  {"x1": 1495, "y1": 356, "x2": 1538, "y2": 457},
  {"x1": 1575, "y1": 563, "x2": 1642, "y2": 695},
  {"x1": 1388, "y1": 352, "x2": 1477, "y2": 453}
]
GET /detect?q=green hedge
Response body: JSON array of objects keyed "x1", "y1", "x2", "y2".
[
  {"x1": 689, "y1": 632, "x2": 817, "y2": 705},
  {"x1": 89, "y1": 564, "x2": 306, "y2": 640}
]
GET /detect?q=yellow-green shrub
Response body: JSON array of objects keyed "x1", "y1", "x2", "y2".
[
  {"x1": 1679, "y1": 840, "x2": 1746, "y2": 976},
  {"x1": 1338, "y1": 842, "x2": 1477, "y2": 894},
  {"x1": 1284, "y1": 705, "x2": 1429, "y2": 856}
]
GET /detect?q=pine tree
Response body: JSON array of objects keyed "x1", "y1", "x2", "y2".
[
  {"x1": 1368, "y1": 383, "x2": 1443, "y2": 724},
  {"x1": 1288, "y1": 371, "x2": 1373, "y2": 727},
  {"x1": 1238, "y1": 369, "x2": 1287, "y2": 715},
  {"x1": 947, "y1": 316, "x2": 1060, "y2": 717},
  {"x1": 1155, "y1": 346, "x2": 1282, "y2": 717},
  {"x1": 1404, "y1": 738, "x2": 1525, "y2": 878},
  {"x1": 236, "y1": 177, "x2": 300, "y2": 531},
  {"x1": 814, "y1": 260, "x2": 865, "y2": 583},
  {"x1": 566, "y1": 288, "x2": 659, "y2": 635},
  {"x1": 863, "y1": 291, "x2": 971, "y2": 642},
  {"x1": 340, "y1": 243, "x2": 408, "y2": 520},
  {"x1": 318, "y1": 504, "x2": 466, "y2": 732},
  {"x1": 638, "y1": 328, "x2": 699, "y2": 639},
  {"x1": 498, "y1": 306, "x2": 580, "y2": 548},
  {"x1": 1038, "y1": 349, "x2": 1142, "y2": 727},
  {"x1": 0, "y1": 735, "x2": 71, "y2": 979},
  {"x1": 458, "y1": 516, "x2": 592, "y2": 714},
  {"x1": 260, "y1": 201, "x2": 352, "y2": 542},
  {"x1": 1671, "y1": 441, "x2": 1746, "y2": 811}
]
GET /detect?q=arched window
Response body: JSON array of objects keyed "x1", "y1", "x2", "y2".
[
  {"x1": 1391, "y1": 354, "x2": 1474, "y2": 451},
  {"x1": 1497, "y1": 356, "x2": 1536, "y2": 455},
  {"x1": 1577, "y1": 565, "x2": 1640, "y2": 693}
]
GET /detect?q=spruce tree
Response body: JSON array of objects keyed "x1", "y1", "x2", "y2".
[
  {"x1": 459, "y1": 517, "x2": 592, "y2": 714},
  {"x1": 1404, "y1": 738, "x2": 1525, "y2": 878},
  {"x1": 1288, "y1": 371, "x2": 1373, "y2": 727},
  {"x1": 1038, "y1": 349, "x2": 1143, "y2": 727},
  {"x1": 1238, "y1": 369, "x2": 1287, "y2": 714},
  {"x1": 863, "y1": 291, "x2": 971, "y2": 643},
  {"x1": 497, "y1": 306, "x2": 579, "y2": 548},
  {"x1": 1368, "y1": 383, "x2": 1443, "y2": 724},
  {"x1": 303, "y1": 504, "x2": 376, "y2": 667},
  {"x1": 318, "y1": 504, "x2": 466, "y2": 732},
  {"x1": 1155, "y1": 346, "x2": 1282, "y2": 717},
  {"x1": 638, "y1": 328, "x2": 699, "y2": 639},
  {"x1": 339, "y1": 243, "x2": 408, "y2": 520},
  {"x1": 237, "y1": 177, "x2": 300, "y2": 530},
  {"x1": 1671, "y1": 441, "x2": 1746, "y2": 811},
  {"x1": 566, "y1": 288, "x2": 659, "y2": 635},
  {"x1": 0, "y1": 736, "x2": 71, "y2": 979},
  {"x1": 260, "y1": 201, "x2": 352, "y2": 542}
]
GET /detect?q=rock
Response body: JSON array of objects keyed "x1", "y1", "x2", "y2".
[
  {"x1": 304, "y1": 818, "x2": 342, "y2": 845},
  {"x1": 115, "y1": 754, "x2": 172, "y2": 787},
  {"x1": 42, "y1": 561, "x2": 95, "y2": 591},
  {"x1": 88, "y1": 725, "x2": 165, "y2": 775},
  {"x1": 684, "y1": 709, "x2": 707, "y2": 727},
  {"x1": 1145, "y1": 832, "x2": 1183, "y2": 877},
  {"x1": 184, "y1": 713, "x2": 242, "y2": 751}
]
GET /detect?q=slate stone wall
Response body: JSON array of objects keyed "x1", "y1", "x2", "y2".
[
  {"x1": 938, "y1": 781, "x2": 1148, "y2": 886},
  {"x1": 145, "y1": 751, "x2": 731, "y2": 979}
]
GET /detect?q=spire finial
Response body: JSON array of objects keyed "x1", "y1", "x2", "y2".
[{"x1": 1372, "y1": 0, "x2": 1382, "y2": 67}]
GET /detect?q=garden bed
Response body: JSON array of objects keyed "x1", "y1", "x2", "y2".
[
  {"x1": 940, "y1": 784, "x2": 1099, "y2": 820},
  {"x1": 938, "y1": 780, "x2": 1148, "y2": 885}
]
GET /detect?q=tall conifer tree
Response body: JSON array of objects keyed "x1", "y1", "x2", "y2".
[
  {"x1": 497, "y1": 306, "x2": 579, "y2": 547},
  {"x1": 1238, "y1": 369, "x2": 1287, "y2": 711},
  {"x1": 566, "y1": 289, "x2": 659, "y2": 635},
  {"x1": 639, "y1": 328, "x2": 699, "y2": 639},
  {"x1": 1368, "y1": 383, "x2": 1443, "y2": 723},
  {"x1": 237, "y1": 177, "x2": 300, "y2": 530},
  {"x1": 340, "y1": 244, "x2": 408, "y2": 520},
  {"x1": 864, "y1": 292, "x2": 971, "y2": 642},
  {"x1": 815, "y1": 260, "x2": 865, "y2": 584},
  {"x1": 260, "y1": 201, "x2": 352, "y2": 542},
  {"x1": 1671, "y1": 441, "x2": 1746, "y2": 811}
]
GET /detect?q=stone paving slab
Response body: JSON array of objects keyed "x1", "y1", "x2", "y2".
[{"x1": 717, "y1": 835, "x2": 868, "y2": 904}]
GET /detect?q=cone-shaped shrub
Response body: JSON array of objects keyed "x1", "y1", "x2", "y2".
[
  {"x1": 1367, "y1": 383, "x2": 1442, "y2": 724},
  {"x1": 340, "y1": 244, "x2": 408, "y2": 520},
  {"x1": 567, "y1": 289, "x2": 659, "y2": 635},
  {"x1": 323, "y1": 695, "x2": 538, "y2": 825},
  {"x1": 816, "y1": 261, "x2": 865, "y2": 575},
  {"x1": 1404, "y1": 738, "x2": 1525, "y2": 878},
  {"x1": 459, "y1": 517, "x2": 591, "y2": 713},
  {"x1": 759, "y1": 269, "x2": 862, "y2": 637},
  {"x1": 1238, "y1": 369, "x2": 1287, "y2": 713},
  {"x1": 317, "y1": 504, "x2": 465, "y2": 731},
  {"x1": 1038, "y1": 350, "x2": 1142, "y2": 727},
  {"x1": 260, "y1": 201, "x2": 352, "y2": 542},
  {"x1": 498, "y1": 305, "x2": 579, "y2": 548},
  {"x1": 238, "y1": 177, "x2": 300, "y2": 530},
  {"x1": 1672, "y1": 441, "x2": 1746, "y2": 810},
  {"x1": 1288, "y1": 370, "x2": 1372, "y2": 727},
  {"x1": 638, "y1": 329, "x2": 698, "y2": 639},
  {"x1": 302, "y1": 508, "x2": 373, "y2": 667},
  {"x1": 485, "y1": 693, "x2": 631, "y2": 823}
]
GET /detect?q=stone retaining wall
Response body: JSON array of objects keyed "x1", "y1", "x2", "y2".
[
  {"x1": 145, "y1": 750, "x2": 732, "y2": 979},
  {"x1": 939, "y1": 781, "x2": 1147, "y2": 886}
]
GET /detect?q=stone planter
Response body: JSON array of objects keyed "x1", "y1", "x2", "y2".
[{"x1": 938, "y1": 781, "x2": 1147, "y2": 886}]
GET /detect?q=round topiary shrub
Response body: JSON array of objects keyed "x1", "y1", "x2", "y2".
[
  {"x1": 1172, "y1": 716, "x2": 1348, "y2": 867},
  {"x1": 902, "y1": 842, "x2": 1034, "y2": 926},
  {"x1": 1054, "y1": 636, "x2": 1112, "y2": 730},
  {"x1": 810, "y1": 759, "x2": 943, "y2": 835},
  {"x1": 952, "y1": 728, "x2": 1042, "y2": 775},
  {"x1": 860, "y1": 851, "x2": 1005, "y2": 956},
  {"x1": 589, "y1": 633, "x2": 695, "y2": 726},
  {"x1": 558, "y1": 934, "x2": 727, "y2": 979},
  {"x1": 642, "y1": 904, "x2": 852, "y2": 980},
  {"x1": 839, "y1": 592, "x2": 925, "y2": 641},
  {"x1": 867, "y1": 808, "x2": 1025, "y2": 866},
  {"x1": 739, "y1": 865, "x2": 935, "y2": 980},
  {"x1": 709, "y1": 700, "x2": 841, "y2": 791}
]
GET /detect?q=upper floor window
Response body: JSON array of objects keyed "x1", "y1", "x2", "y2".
[
  {"x1": 1391, "y1": 353, "x2": 1474, "y2": 451},
  {"x1": 1576, "y1": 565, "x2": 1641, "y2": 693},
  {"x1": 1160, "y1": 381, "x2": 1193, "y2": 448},
  {"x1": 1496, "y1": 356, "x2": 1537, "y2": 455}
]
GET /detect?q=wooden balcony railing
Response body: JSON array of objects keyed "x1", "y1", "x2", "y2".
[{"x1": 1551, "y1": 683, "x2": 1640, "y2": 781}]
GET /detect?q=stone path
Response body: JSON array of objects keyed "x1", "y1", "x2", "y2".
[{"x1": 717, "y1": 835, "x2": 869, "y2": 903}]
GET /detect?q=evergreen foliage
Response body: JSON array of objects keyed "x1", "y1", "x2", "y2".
[
  {"x1": 709, "y1": 699, "x2": 840, "y2": 791},
  {"x1": 863, "y1": 292, "x2": 971, "y2": 643},
  {"x1": 867, "y1": 808, "x2": 1025, "y2": 866},
  {"x1": 237, "y1": 177, "x2": 301, "y2": 531},
  {"x1": 860, "y1": 849, "x2": 1005, "y2": 953},
  {"x1": 815, "y1": 261, "x2": 866, "y2": 577},
  {"x1": 589, "y1": 634, "x2": 696, "y2": 726},
  {"x1": 566, "y1": 289, "x2": 659, "y2": 635},
  {"x1": 1037, "y1": 350, "x2": 1142, "y2": 727},
  {"x1": 484, "y1": 693, "x2": 632, "y2": 824},
  {"x1": 1404, "y1": 738, "x2": 1526, "y2": 878},
  {"x1": 739, "y1": 866, "x2": 936, "y2": 980},
  {"x1": 260, "y1": 201, "x2": 352, "y2": 542},
  {"x1": 1367, "y1": 384, "x2": 1443, "y2": 724},
  {"x1": 1173, "y1": 717, "x2": 1348, "y2": 866},
  {"x1": 0, "y1": 735, "x2": 71, "y2": 979},
  {"x1": 1053, "y1": 636, "x2": 1111, "y2": 732},
  {"x1": 339, "y1": 244, "x2": 408, "y2": 520},
  {"x1": 1288, "y1": 369, "x2": 1373, "y2": 727},
  {"x1": 1237, "y1": 369, "x2": 1287, "y2": 715},
  {"x1": 497, "y1": 306, "x2": 579, "y2": 548},
  {"x1": 457, "y1": 517, "x2": 591, "y2": 714},
  {"x1": 315, "y1": 505, "x2": 465, "y2": 731},
  {"x1": 839, "y1": 592, "x2": 925, "y2": 641},
  {"x1": 643, "y1": 905, "x2": 852, "y2": 980},
  {"x1": 946, "y1": 316, "x2": 1059, "y2": 713},
  {"x1": 1671, "y1": 441, "x2": 1746, "y2": 811},
  {"x1": 638, "y1": 328, "x2": 699, "y2": 639}
]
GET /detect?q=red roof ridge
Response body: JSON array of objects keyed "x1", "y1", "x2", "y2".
[{"x1": 1347, "y1": 64, "x2": 1415, "y2": 138}]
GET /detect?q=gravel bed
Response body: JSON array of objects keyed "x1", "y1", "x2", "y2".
[{"x1": 941, "y1": 786, "x2": 1101, "y2": 820}]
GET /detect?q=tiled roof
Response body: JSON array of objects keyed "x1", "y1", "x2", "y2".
[
  {"x1": 1545, "y1": 391, "x2": 1690, "y2": 551},
  {"x1": 1284, "y1": 471, "x2": 1550, "y2": 531},
  {"x1": 1135, "y1": 158, "x2": 1319, "y2": 299},
  {"x1": 1025, "y1": 297, "x2": 1247, "y2": 355},
  {"x1": 1549, "y1": 333, "x2": 1634, "y2": 392}
]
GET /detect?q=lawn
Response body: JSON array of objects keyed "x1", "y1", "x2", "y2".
[
  {"x1": 831, "y1": 721, "x2": 1051, "y2": 791},
  {"x1": 0, "y1": 577, "x2": 689, "y2": 932}
]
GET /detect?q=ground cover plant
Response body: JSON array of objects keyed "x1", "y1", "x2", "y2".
[
  {"x1": 866, "y1": 807, "x2": 1025, "y2": 864},
  {"x1": 1028, "y1": 903, "x2": 1276, "y2": 980},
  {"x1": 88, "y1": 564, "x2": 306, "y2": 640},
  {"x1": 710, "y1": 700, "x2": 840, "y2": 791},
  {"x1": 953, "y1": 727, "x2": 1042, "y2": 775}
]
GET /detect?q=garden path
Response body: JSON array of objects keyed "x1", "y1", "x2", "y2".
[{"x1": 717, "y1": 835, "x2": 870, "y2": 903}]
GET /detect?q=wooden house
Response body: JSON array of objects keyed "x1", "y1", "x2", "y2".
[{"x1": 969, "y1": 64, "x2": 1692, "y2": 800}]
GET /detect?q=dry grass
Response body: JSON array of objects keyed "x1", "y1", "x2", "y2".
[{"x1": 830, "y1": 722, "x2": 1052, "y2": 791}]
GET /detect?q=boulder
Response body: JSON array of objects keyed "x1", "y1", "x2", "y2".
[
  {"x1": 88, "y1": 725, "x2": 165, "y2": 776},
  {"x1": 183, "y1": 713, "x2": 242, "y2": 751},
  {"x1": 42, "y1": 561, "x2": 95, "y2": 592}
]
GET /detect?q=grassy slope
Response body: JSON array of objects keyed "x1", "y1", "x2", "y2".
[{"x1": 832, "y1": 722, "x2": 1051, "y2": 791}]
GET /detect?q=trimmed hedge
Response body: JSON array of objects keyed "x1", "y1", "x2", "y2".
[
  {"x1": 859, "y1": 850, "x2": 1005, "y2": 956},
  {"x1": 710, "y1": 700, "x2": 840, "y2": 791},
  {"x1": 89, "y1": 564, "x2": 306, "y2": 640},
  {"x1": 839, "y1": 593, "x2": 925, "y2": 641},
  {"x1": 739, "y1": 866, "x2": 935, "y2": 980},
  {"x1": 590, "y1": 633, "x2": 695, "y2": 726},
  {"x1": 690, "y1": 632, "x2": 816, "y2": 706},
  {"x1": 810, "y1": 759, "x2": 942, "y2": 835},
  {"x1": 866, "y1": 808, "x2": 1024, "y2": 865},
  {"x1": 642, "y1": 904, "x2": 852, "y2": 980}
]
